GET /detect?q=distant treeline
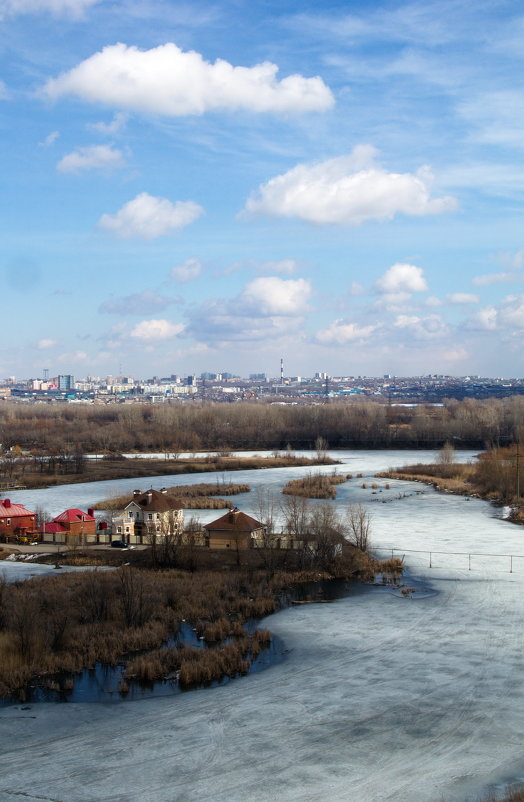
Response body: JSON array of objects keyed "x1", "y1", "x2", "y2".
[{"x1": 1, "y1": 396, "x2": 524, "y2": 453}]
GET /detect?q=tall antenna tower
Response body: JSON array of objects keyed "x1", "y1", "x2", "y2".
[
  {"x1": 280, "y1": 357, "x2": 284, "y2": 384},
  {"x1": 43, "y1": 368, "x2": 49, "y2": 382}
]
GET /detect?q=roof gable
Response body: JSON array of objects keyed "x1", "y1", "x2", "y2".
[
  {"x1": 204, "y1": 508, "x2": 263, "y2": 532},
  {"x1": 123, "y1": 489, "x2": 182, "y2": 512},
  {"x1": 53, "y1": 508, "x2": 95, "y2": 523}
]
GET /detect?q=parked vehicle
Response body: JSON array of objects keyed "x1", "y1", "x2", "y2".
[{"x1": 110, "y1": 540, "x2": 128, "y2": 548}]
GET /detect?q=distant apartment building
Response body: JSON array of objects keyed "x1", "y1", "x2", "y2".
[{"x1": 57, "y1": 374, "x2": 75, "y2": 391}]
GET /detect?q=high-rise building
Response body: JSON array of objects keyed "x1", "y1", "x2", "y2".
[{"x1": 58, "y1": 375, "x2": 74, "y2": 390}]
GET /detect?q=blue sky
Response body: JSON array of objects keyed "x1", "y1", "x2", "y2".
[{"x1": 2, "y1": 0, "x2": 524, "y2": 380}]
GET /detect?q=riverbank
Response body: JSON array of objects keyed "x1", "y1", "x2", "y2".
[
  {"x1": 1, "y1": 449, "x2": 524, "y2": 802},
  {"x1": 376, "y1": 458, "x2": 524, "y2": 523},
  {"x1": 9, "y1": 453, "x2": 339, "y2": 490}
]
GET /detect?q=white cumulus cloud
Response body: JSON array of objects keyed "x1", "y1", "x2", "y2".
[
  {"x1": 57, "y1": 144, "x2": 124, "y2": 173},
  {"x1": 171, "y1": 258, "x2": 202, "y2": 282},
  {"x1": 42, "y1": 42, "x2": 334, "y2": 116},
  {"x1": 130, "y1": 319, "x2": 186, "y2": 341},
  {"x1": 238, "y1": 276, "x2": 311, "y2": 316},
  {"x1": 187, "y1": 276, "x2": 312, "y2": 346},
  {"x1": 98, "y1": 192, "x2": 203, "y2": 239},
  {"x1": 375, "y1": 263, "x2": 428, "y2": 294},
  {"x1": 315, "y1": 319, "x2": 378, "y2": 345},
  {"x1": 244, "y1": 145, "x2": 456, "y2": 225},
  {"x1": 498, "y1": 295, "x2": 524, "y2": 329},
  {"x1": 465, "y1": 296, "x2": 524, "y2": 332}
]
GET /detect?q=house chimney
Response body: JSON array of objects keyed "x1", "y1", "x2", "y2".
[
  {"x1": 160, "y1": 487, "x2": 167, "y2": 494},
  {"x1": 133, "y1": 489, "x2": 141, "y2": 497},
  {"x1": 147, "y1": 491, "x2": 153, "y2": 504},
  {"x1": 4, "y1": 499, "x2": 10, "y2": 508},
  {"x1": 87, "y1": 508, "x2": 94, "y2": 518}
]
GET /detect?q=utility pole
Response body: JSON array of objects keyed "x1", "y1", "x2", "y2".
[{"x1": 517, "y1": 441, "x2": 520, "y2": 501}]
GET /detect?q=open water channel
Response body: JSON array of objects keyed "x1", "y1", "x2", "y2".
[{"x1": 1, "y1": 449, "x2": 524, "y2": 802}]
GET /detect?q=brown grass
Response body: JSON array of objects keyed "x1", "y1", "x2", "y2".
[
  {"x1": 0, "y1": 538, "x2": 398, "y2": 698},
  {"x1": 23, "y1": 454, "x2": 339, "y2": 490},
  {"x1": 480, "y1": 790, "x2": 524, "y2": 802},
  {"x1": 376, "y1": 463, "x2": 476, "y2": 496},
  {"x1": 282, "y1": 472, "x2": 349, "y2": 499}
]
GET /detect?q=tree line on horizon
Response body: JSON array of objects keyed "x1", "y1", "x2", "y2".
[{"x1": 0, "y1": 396, "x2": 523, "y2": 455}]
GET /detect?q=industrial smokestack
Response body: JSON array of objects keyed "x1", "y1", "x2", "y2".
[{"x1": 280, "y1": 357, "x2": 284, "y2": 383}]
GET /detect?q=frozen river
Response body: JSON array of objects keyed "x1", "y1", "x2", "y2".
[{"x1": 1, "y1": 450, "x2": 524, "y2": 801}]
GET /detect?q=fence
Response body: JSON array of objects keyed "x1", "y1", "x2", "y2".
[{"x1": 372, "y1": 546, "x2": 524, "y2": 574}]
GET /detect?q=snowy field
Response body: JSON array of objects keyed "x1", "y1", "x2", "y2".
[{"x1": 1, "y1": 450, "x2": 523, "y2": 801}]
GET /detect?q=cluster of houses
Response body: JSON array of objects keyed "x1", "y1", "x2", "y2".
[{"x1": 0, "y1": 490, "x2": 268, "y2": 551}]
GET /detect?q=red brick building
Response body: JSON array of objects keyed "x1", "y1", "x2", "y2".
[
  {"x1": 0, "y1": 498, "x2": 37, "y2": 541},
  {"x1": 42, "y1": 508, "x2": 97, "y2": 544}
]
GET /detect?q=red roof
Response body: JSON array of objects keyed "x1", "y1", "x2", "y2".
[
  {"x1": 53, "y1": 508, "x2": 96, "y2": 523},
  {"x1": 43, "y1": 522, "x2": 68, "y2": 534},
  {"x1": 0, "y1": 500, "x2": 35, "y2": 518}
]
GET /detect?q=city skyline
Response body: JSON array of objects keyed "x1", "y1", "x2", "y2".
[{"x1": 2, "y1": 1, "x2": 524, "y2": 378}]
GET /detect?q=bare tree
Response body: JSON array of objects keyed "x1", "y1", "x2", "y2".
[
  {"x1": 315, "y1": 436, "x2": 329, "y2": 461},
  {"x1": 346, "y1": 504, "x2": 372, "y2": 552},
  {"x1": 253, "y1": 487, "x2": 277, "y2": 539},
  {"x1": 118, "y1": 567, "x2": 152, "y2": 628},
  {"x1": 281, "y1": 494, "x2": 310, "y2": 538},
  {"x1": 436, "y1": 441, "x2": 455, "y2": 465},
  {"x1": 306, "y1": 503, "x2": 344, "y2": 569}
]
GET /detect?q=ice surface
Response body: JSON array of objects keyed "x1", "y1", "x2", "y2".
[{"x1": 1, "y1": 450, "x2": 523, "y2": 802}]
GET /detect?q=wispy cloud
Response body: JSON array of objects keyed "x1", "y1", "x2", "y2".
[
  {"x1": 98, "y1": 193, "x2": 203, "y2": 239},
  {"x1": 57, "y1": 144, "x2": 124, "y2": 173}
]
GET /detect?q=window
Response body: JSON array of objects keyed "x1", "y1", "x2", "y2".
[
  {"x1": 156, "y1": 513, "x2": 160, "y2": 520},
  {"x1": 147, "y1": 513, "x2": 153, "y2": 520},
  {"x1": 6, "y1": 519, "x2": 10, "y2": 526},
  {"x1": 128, "y1": 511, "x2": 133, "y2": 518},
  {"x1": 117, "y1": 526, "x2": 122, "y2": 533}
]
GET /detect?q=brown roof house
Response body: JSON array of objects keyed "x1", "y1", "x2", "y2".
[
  {"x1": 204, "y1": 507, "x2": 265, "y2": 551},
  {"x1": 113, "y1": 488, "x2": 184, "y2": 544}
]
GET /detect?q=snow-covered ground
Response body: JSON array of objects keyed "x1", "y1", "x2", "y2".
[{"x1": 1, "y1": 450, "x2": 523, "y2": 801}]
